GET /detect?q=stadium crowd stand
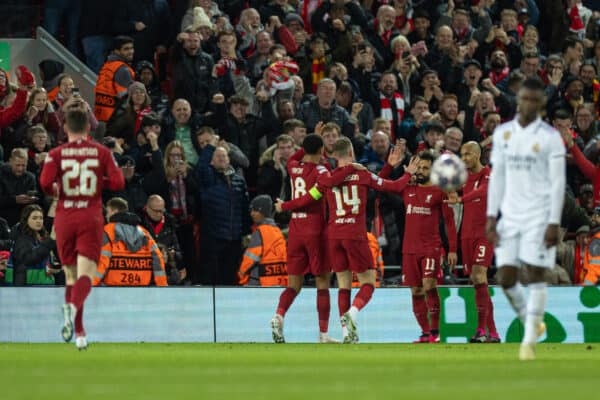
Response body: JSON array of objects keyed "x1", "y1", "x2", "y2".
[{"x1": 1, "y1": 0, "x2": 600, "y2": 287}]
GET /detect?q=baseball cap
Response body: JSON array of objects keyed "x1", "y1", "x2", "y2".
[
  {"x1": 464, "y1": 59, "x2": 482, "y2": 70},
  {"x1": 250, "y1": 195, "x2": 273, "y2": 218}
]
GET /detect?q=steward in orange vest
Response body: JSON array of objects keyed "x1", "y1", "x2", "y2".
[
  {"x1": 352, "y1": 232, "x2": 384, "y2": 287},
  {"x1": 94, "y1": 36, "x2": 136, "y2": 122},
  {"x1": 93, "y1": 211, "x2": 167, "y2": 286},
  {"x1": 583, "y1": 227, "x2": 600, "y2": 285},
  {"x1": 238, "y1": 195, "x2": 288, "y2": 286}
]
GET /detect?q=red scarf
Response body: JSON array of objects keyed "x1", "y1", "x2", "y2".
[
  {"x1": 489, "y1": 67, "x2": 510, "y2": 86},
  {"x1": 379, "y1": 92, "x2": 405, "y2": 142},
  {"x1": 148, "y1": 214, "x2": 165, "y2": 236},
  {"x1": 134, "y1": 106, "x2": 151, "y2": 134}
]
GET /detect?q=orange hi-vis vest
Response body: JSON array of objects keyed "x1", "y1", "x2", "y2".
[
  {"x1": 582, "y1": 229, "x2": 600, "y2": 285},
  {"x1": 238, "y1": 219, "x2": 288, "y2": 286},
  {"x1": 352, "y1": 232, "x2": 384, "y2": 288},
  {"x1": 47, "y1": 86, "x2": 59, "y2": 103},
  {"x1": 93, "y1": 222, "x2": 167, "y2": 286},
  {"x1": 94, "y1": 60, "x2": 135, "y2": 122}
]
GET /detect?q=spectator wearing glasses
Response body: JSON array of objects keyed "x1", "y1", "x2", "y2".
[{"x1": 140, "y1": 195, "x2": 187, "y2": 285}]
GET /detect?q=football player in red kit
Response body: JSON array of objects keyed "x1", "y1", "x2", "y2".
[
  {"x1": 271, "y1": 134, "x2": 342, "y2": 343},
  {"x1": 39, "y1": 100, "x2": 125, "y2": 349},
  {"x1": 446, "y1": 141, "x2": 499, "y2": 342},
  {"x1": 381, "y1": 151, "x2": 458, "y2": 343},
  {"x1": 288, "y1": 138, "x2": 418, "y2": 343}
]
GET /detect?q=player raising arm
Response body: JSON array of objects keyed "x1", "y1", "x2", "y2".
[{"x1": 40, "y1": 100, "x2": 125, "y2": 350}]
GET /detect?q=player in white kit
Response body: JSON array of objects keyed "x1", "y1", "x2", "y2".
[{"x1": 485, "y1": 77, "x2": 566, "y2": 360}]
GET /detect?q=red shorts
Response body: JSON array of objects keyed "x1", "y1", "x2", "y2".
[
  {"x1": 287, "y1": 234, "x2": 329, "y2": 276},
  {"x1": 461, "y1": 237, "x2": 493, "y2": 274},
  {"x1": 54, "y1": 211, "x2": 104, "y2": 266},
  {"x1": 403, "y1": 251, "x2": 440, "y2": 286},
  {"x1": 329, "y1": 238, "x2": 373, "y2": 273}
]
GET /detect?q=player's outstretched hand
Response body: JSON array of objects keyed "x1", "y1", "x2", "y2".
[
  {"x1": 351, "y1": 163, "x2": 367, "y2": 171},
  {"x1": 485, "y1": 217, "x2": 499, "y2": 247},
  {"x1": 387, "y1": 143, "x2": 404, "y2": 168},
  {"x1": 275, "y1": 198, "x2": 284, "y2": 213},
  {"x1": 404, "y1": 155, "x2": 419, "y2": 175},
  {"x1": 444, "y1": 191, "x2": 461, "y2": 204},
  {"x1": 544, "y1": 224, "x2": 560, "y2": 248},
  {"x1": 447, "y1": 252, "x2": 458, "y2": 269}
]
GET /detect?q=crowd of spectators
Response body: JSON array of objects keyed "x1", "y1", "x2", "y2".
[{"x1": 1, "y1": 0, "x2": 600, "y2": 286}]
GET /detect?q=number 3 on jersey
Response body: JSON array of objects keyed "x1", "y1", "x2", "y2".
[
  {"x1": 332, "y1": 186, "x2": 360, "y2": 216},
  {"x1": 61, "y1": 159, "x2": 99, "y2": 196}
]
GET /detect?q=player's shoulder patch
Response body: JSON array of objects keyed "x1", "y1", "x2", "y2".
[{"x1": 316, "y1": 165, "x2": 328, "y2": 174}]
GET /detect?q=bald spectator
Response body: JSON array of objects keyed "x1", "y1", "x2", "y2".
[
  {"x1": 359, "y1": 131, "x2": 392, "y2": 173},
  {"x1": 444, "y1": 127, "x2": 463, "y2": 155},
  {"x1": 140, "y1": 195, "x2": 187, "y2": 285},
  {"x1": 196, "y1": 141, "x2": 249, "y2": 285}
]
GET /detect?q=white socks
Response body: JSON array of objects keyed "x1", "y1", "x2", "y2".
[
  {"x1": 348, "y1": 306, "x2": 359, "y2": 321},
  {"x1": 503, "y1": 282, "x2": 527, "y2": 323},
  {"x1": 523, "y1": 282, "x2": 547, "y2": 344}
]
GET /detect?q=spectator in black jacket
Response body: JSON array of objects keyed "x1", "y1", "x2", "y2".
[
  {"x1": 140, "y1": 195, "x2": 187, "y2": 285},
  {"x1": 0, "y1": 148, "x2": 38, "y2": 227},
  {"x1": 214, "y1": 94, "x2": 270, "y2": 189},
  {"x1": 135, "y1": 61, "x2": 169, "y2": 115},
  {"x1": 172, "y1": 30, "x2": 218, "y2": 115},
  {"x1": 9, "y1": 205, "x2": 57, "y2": 286}
]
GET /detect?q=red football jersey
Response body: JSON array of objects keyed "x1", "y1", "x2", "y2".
[
  {"x1": 461, "y1": 166, "x2": 490, "y2": 239},
  {"x1": 325, "y1": 170, "x2": 407, "y2": 240},
  {"x1": 39, "y1": 139, "x2": 125, "y2": 214},
  {"x1": 402, "y1": 184, "x2": 457, "y2": 254},
  {"x1": 284, "y1": 157, "x2": 331, "y2": 236}
]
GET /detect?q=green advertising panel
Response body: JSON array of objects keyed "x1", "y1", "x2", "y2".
[{"x1": 0, "y1": 42, "x2": 10, "y2": 71}]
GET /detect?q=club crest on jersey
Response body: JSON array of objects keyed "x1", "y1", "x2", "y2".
[
  {"x1": 532, "y1": 143, "x2": 540, "y2": 153},
  {"x1": 503, "y1": 131, "x2": 511, "y2": 140},
  {"x1": 426, "y1": 194, "x2": 432, "y2": 203}
]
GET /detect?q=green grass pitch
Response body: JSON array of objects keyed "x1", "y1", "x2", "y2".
[{"x1": 1, "y1": 343, "x2": 598, "y2": 399}]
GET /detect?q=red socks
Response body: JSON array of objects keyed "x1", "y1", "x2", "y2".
[
  {"x1": 65, "y1": 285, "x2": 73, "y2": 303},
  {"x1": 276, "y1": 287, "x2": 298, "y2": 316},
  {"x1": 317, "y1": 289, "x2": 330, "y2": 333},
  {"x1": 338, "y1": 288, "x2": 351, "y2": 316},
  {"x1": 71, "y1": 276, "x2": 91, "y2": 311},
  {"x1": 412, "y1": 294, "x2": 430, "y2": 333},
  {"x1": 75, "y1": 304, "x2": 85, "y2": 336},
  {"x1": 426, "y1": 288, "x2": 440, "y2": 331},
  {"x1": 352, "y1": 284, "x2": 374, "y2": 310},
  {"x1": 474, "y1": 283, "x2": 489, "y2": 331}
]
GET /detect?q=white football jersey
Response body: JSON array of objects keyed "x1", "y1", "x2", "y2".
[{"x1": 487, "y1": 116, "x2": 566, "y2": 227}]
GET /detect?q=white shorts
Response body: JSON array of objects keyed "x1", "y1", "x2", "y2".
[{"x1": 494, "y1": 220, "x2": 556, "y2": 269}]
